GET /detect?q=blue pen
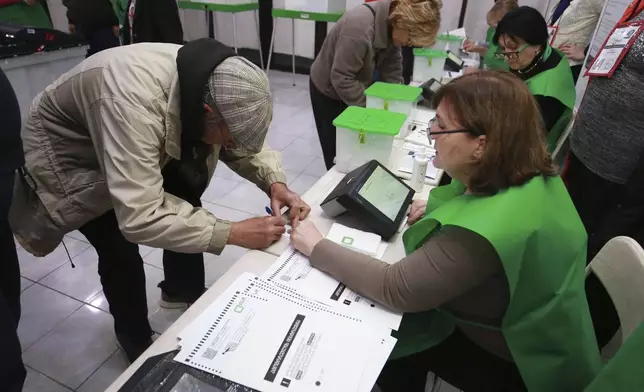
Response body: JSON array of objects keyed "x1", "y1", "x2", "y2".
[{"x1": 265, "y1": 206, "x2": 273, "y2": 216}]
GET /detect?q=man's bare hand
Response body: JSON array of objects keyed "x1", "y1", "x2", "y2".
[{"x1": 228, "y1": 216, "x2": 287, "y2": 249}]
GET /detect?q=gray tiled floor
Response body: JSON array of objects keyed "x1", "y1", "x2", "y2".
[{"x1": 17, "y1": 71, "x2": 324, "y2": 392}]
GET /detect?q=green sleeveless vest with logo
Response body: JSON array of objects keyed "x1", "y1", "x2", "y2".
[
  {"x1": 482, "y1": 27, "x2": 509, "y2": 71},
  {"x1": 394, "y1": 177, "x2": 601, "y2": 391},
  {"x1": 526, "y1": 46, "x2": 576, "y2": 152}
]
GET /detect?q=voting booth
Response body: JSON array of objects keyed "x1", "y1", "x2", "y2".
[
  {"x1": 365, "y1": 82, "x2": 422, "y2": 138},
  {"x1": 333, "y1": 106, "x2": 406, "y2": 173},
  {"x1": 412, "y1": 48, "x2": 448, "y2": 83},
  {"x1": 433, "y1": 34, "x2": 464, "y2": 52},
  {"x1": 273, "y1": 0, "x2": 346, "y2": 14}
]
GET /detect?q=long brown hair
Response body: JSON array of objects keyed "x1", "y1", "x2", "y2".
[{"x1": 431, "y1": 70, "x2": 557, "y2": 194}]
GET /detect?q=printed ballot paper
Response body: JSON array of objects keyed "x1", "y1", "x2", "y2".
[
  {"x1": 175, "y1": 273, "x2": 396, "y2": 392},
  {"x1": 262, "y1": 247, "x2": 402, "y2": 330}
]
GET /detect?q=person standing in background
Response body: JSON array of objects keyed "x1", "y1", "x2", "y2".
[
  {"x1": 122, "y1": 0, "x2": 183, "y2": 45},
  {"x1": 549, "y1": 0, "x2": 604, "y2": 83},
  {"x1": 310, "y1": 0, "x2": 442, "y2": 170},
  {"x1": 463, "y1": 0, "x2": 519, "y2": 71},
  {"x1": 565, "y1": 0, "x2": 644, "y2": 351},
  {"x1": 0, "y1": 68, "x2": 27, "y2": 392},
  {"x1": 63, "y1": 0, "x2": 120, "y2": 58}
]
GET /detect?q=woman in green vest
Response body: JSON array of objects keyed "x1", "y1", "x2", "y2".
[
  {"x1": 0, "y1": 0, "x2": 52, "y2": 28},
  {"x1": 493, "y1": 6, "x2": 576, "y2": 152},
  {"x1": 289, "y1": 71, "x2": 601, "y2": 391},
  {"x1": 463, "y1": 0, "x2": 517, "y2": 71}
]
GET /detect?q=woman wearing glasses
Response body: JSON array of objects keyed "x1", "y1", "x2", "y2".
[
  {"x1": 290, "y1": 71, "x2": 601, "y2": 391},
  {"x1": 493, "y1": 6, "x2": 576, "y2": 151}
]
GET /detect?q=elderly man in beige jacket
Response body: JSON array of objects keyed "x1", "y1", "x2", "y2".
[{"x1": 10, "y1": 39, "x2": 310, "y2": 362}]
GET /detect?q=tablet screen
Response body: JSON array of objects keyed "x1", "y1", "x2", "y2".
[
  {"x1": 448, "y1": 52, "x2": 464, "y2": 67},
  {"x1": 357, "y1": 166, "x2": 410, "y2": 221}
]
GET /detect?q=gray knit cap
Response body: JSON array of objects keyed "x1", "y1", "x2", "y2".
[{"x1": 205, "y1": 57, "x2": 272, "y2": 153}]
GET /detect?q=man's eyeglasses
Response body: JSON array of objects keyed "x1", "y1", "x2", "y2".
[
  {"x1": 494, "y1": 44, "x2": 529, "y2": 60},
  {"x1": 429, "y1": 117, "x2": 484, "y2": 137}
]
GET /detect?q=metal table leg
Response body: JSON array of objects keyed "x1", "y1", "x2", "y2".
[
  {"x1": 232, "y1": 13, "x2": 238, "y2": 53},
  {"x1": 291, "y1": 18, "x2": 295, "y2": 86},
  {"x1": 266, "y1": 17, "x2": 277, "y2": 73},
  {"x1": 255, "y1": 9, "x2": 264, "y2": 70}
]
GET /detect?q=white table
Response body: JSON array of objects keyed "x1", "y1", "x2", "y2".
[
  {"x1": 105, "y1": 250, "x2": 278, "y2": 392},
  {"x1": 106, "y1": 167, "x2": 435, "y2": 391},
  {"x1": 264, "y1": 167, "x2": 434, "y2": 262}
]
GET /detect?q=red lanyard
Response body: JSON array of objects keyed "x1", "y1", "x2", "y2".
[{"x1": 619, "y1": 0, "x2": 644, "y2": 24}]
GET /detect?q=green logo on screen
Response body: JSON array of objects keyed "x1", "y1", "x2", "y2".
[{"x1": 341, "y1": 236, "x2": 354, "y2": 245}]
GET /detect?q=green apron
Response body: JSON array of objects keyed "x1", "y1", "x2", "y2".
[
  {"x1": 525, "y1": 46, "x2": 577, "y2": 153},
  {"x1": 585, "y1": 323, "x2": 644, "y2": 391},
  {"x1": 482, "y1": 27, "x2": 509, "y2": 71},
  {"x1": 395, "y1": 176, "x2": 601, "y2": 391},
  {"x1": 0, "y1": 2, "x2": 51, "y2": 28}
]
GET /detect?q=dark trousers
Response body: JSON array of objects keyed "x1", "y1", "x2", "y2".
[
  {"x1": 402, "y1": 46, "x2": 415, "y2": 85},
  {"x1": 571, "y1": 64, "x2": 582, "y2": 85},
  {"x1": 377, "y1": 329, "x2": 526, "y2": 392},
  {"x1": 0, "y1": 170, "x2": 27, "y2": 392},
  {"x1": 78, "y1": 165, "x2": 206, "y2": 342},
  {"x1": 564, "y1": 151, "x2": 634, "y2": 348},
  {"x1": 83, "y1": 27, "x2": 120, "y2": 58},
  {"x1": 310, "y1": 78, "x2": 348, "y2": 170}
]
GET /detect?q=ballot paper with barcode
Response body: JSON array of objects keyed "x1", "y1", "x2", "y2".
[
  {"x1": 175, "y1": 273, "x2": 396, "y2": 392},
  {"x1": 261, "y1": 247, "x2": 402, "y2": 330}
]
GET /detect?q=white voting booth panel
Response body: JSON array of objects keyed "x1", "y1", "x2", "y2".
[
  {"x1": 463, "y1": 0, "x2": 552, "y2": 42},
  {"x1": 1, "y1": 47, "x2": 87, "y2": 120},
  {"x1": 274, "y1": 0, "x2": 346, "y2": 14}
]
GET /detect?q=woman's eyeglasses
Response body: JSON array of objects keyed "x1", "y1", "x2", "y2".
[
  {"x1": 494, "y1": 44, "x2": 529, "y2": 60},
  {"x1": 428, "y1": 117, "x2": 484, "y2": 137}
]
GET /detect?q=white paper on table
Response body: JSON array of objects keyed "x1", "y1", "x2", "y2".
[
  {"x1": 175, "y1": 273, "x2": 394, "y2": 392},
  {"x1": 397, "y1": 151, "x2": 438, "y2": 180},
  {"x1": 358, "y1": 335, "x2": 397, "y2": 392},
  {"x1": 326, "y1": 223, "x2": 382, "y2": 257},
  {"x1": 262, "y1": 247, "x2": 403, "y2": 330},
  {"x1": 177, "y1": 273, "x2": 370, "y2": 348}
]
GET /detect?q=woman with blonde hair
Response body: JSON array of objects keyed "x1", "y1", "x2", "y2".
[
  {"x1": 293, "y1": 71, "x2": 601, "y2": 391},
  {"x1": 310, "y1": 0, "x2": 442, "y2": 170}
]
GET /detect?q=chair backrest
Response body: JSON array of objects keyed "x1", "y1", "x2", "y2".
[{"x1": 586, "y1": 237, "x2": 644, "y2": 358}]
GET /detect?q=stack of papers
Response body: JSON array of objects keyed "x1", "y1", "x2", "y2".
[
  {"x1": 176, "y1": 242, "x2": 401, "y2": 391},
  {"x1": 176, "y1": 273, "x2": 396, "y2": 392}
]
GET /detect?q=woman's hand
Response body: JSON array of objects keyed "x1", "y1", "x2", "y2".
[
  {"x1": 463, "y1": 39, "x2": 487, "y2": 54},
  {"x1": 408, "y1": 199, "x2": 428, "y2": 225},
  {"x1": 290, "y1": 220, "x2": 324, "y2": 257},
  {"x1": 559, "y1": 44, "x2": 586, "y2": 61}
]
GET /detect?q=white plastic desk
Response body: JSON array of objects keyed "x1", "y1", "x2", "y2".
[{"x1": 105, "y1": 170, "x2": 435, "y2": 392}]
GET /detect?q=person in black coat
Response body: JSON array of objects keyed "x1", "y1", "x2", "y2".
[
  {"x1": 122, "y1": 0, "x2": 183, "y2": 45},
  {"x1": 63, "y1": 0, "x2": 120, "y2": 57},
  {"x1": 0, "y1": 68, "x2": 26, "y2": 392}
]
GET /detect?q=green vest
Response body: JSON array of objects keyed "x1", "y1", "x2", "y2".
[
  {"x1": 0, "y1": 2, "x2": 51, "y2": 28},
  {"x1": 525, "y1": 46, "x2": 576, "y2": 152},
  {"x1": 585, "y1": 323, "x2": 644, "y2": 391},
  {"x1": 482, "y1": 27, "x2": 509, "y2": 71},
  {"x1": 396, "y1": 176, "x2": 601, "y2": 391}
]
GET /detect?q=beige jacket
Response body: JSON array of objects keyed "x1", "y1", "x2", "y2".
[
  {"x1": 550, "y1": 0, "x2": 604, "y2": 66},
  {"x1": 10, "y1": 43, "x2": 286, "y2": 257},
  {"x1": 310, "y1": 0, "x2": 403, "y2": 106}
]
